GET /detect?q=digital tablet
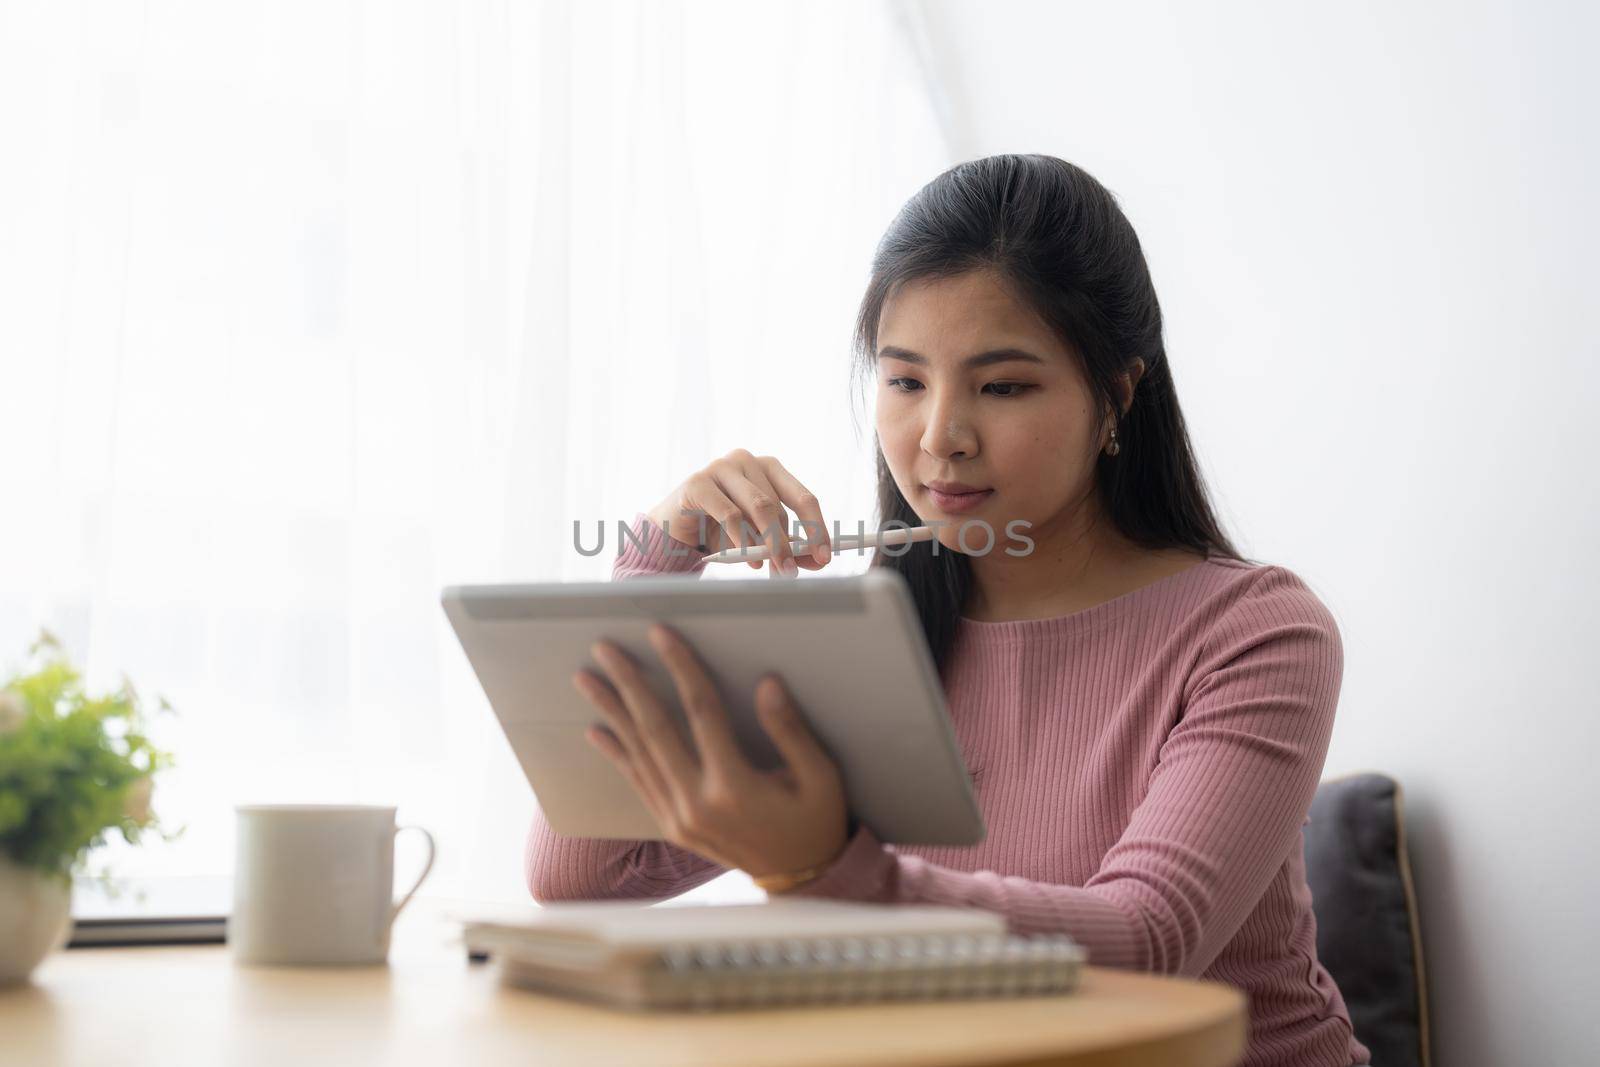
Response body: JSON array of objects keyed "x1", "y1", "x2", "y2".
[{"x1": 441, "y1": 569, "x2": 985, "y2": 846}]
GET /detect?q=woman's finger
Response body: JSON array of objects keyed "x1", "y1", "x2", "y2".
[
  {"x1": 589, "y1": 640, "x2": 702, "y2": 801},
  {"x1": 585, "y1": 724, "x2": 671, "y2": 827},
  {"x1": 754, "y1": 674, "x2": 841, "y2": 795},
  {"x1": 712, "y1": 450, "x2": 798, "y2": 575},
  {"x1": 756, "y1": 456, "x2": 832, "y2": 567},
  {"x1": 680, "y1": 472, "x2": 763, "y2": 570},
  {"x1": 646, "y1": 624, "x2": 750, "y2": 785},
  {"x1": 573, "y1": 670, "x2": 674, "y2": 814}
]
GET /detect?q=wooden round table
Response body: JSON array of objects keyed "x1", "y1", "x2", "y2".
[{"x1": 1, "y1": 901, "x2": 1246, "y2": 1067}]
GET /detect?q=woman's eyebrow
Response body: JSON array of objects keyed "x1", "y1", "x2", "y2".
[{"x1": 876, "y1": 345, "x2": 1047, "y2": 368}]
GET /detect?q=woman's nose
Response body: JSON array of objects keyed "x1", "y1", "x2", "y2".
[{"x1": 919, "y1": 391, "x2": 978, "y2": 459}]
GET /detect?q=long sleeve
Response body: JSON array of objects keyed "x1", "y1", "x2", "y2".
[
  {"x1": 524, "y1": 510, "x2": 728, "y2": 902},
  {"x1": 779, "y1": 567, "x2": 1345, "y2": 979}
]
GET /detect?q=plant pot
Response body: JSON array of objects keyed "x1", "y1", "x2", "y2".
[{"x1": 0, "y1": 853, "x2": 74, "y2": 985}]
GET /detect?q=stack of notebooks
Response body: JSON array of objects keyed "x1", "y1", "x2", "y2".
[{"x1": 455, "y1": 898, "x2": 1086, "y2": 1011}]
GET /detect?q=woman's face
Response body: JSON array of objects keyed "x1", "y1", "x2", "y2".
[{"x1": 873, "y1": 269, "x2": 1110, "y2": 557}]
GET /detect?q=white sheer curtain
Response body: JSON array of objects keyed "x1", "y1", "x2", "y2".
[{"x1": 0, "y1": 0, "x2": 951, "y2": 903}]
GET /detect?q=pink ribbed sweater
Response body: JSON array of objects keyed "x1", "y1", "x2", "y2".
[{"x1": 526, "y1": 512, "x2": 1370, "y2": 1067}]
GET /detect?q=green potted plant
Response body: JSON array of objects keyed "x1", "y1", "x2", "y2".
[{"x1": 0, "y1": 629, "x2": 181, "y2": 984}]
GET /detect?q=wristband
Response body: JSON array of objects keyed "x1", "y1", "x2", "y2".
[
  {"x1": 750, "y1": 819, "x2": 858, "y2": 895},
  {"x1": 751, "y1": 862, "x2": 832, "y2": 895}
]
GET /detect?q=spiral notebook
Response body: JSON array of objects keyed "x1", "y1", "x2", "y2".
[{"x1": 455, "y1": 899, "x2": 1086, "y2": 1011}]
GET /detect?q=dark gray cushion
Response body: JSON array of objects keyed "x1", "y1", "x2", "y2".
[{"x1": 1305, "y1": 773, "x2": 1432, "y2": 1067}]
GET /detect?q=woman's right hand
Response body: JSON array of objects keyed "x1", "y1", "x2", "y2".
[{"x1": 645, "y1": 450, "x2": 834, "y2": 575}]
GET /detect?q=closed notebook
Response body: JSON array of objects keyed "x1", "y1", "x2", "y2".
[{"x1": 454, "y1": 898, "x2": 1086, "y2": 1011}]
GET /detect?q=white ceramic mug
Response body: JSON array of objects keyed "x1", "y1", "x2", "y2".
[{"x1": 230, "y1": 804, "x2": 435, "y2": 966}]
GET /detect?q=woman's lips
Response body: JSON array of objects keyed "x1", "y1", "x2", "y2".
[{"x1": 924, "y1": 486, "x2": 995, "y2": 513}]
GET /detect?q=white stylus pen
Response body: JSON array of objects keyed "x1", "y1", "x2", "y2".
[{"x1": 700, "y1": 525, "x2": 936, "y2": 566}]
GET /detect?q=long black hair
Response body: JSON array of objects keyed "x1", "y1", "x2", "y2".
[{"x1": 851, "y1": 154, "x2": 1250, "y2": 672}]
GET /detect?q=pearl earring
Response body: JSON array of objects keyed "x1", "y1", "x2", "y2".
[{"x1": 1105, "y1": 426, "x2": 1121, "y2": 457}]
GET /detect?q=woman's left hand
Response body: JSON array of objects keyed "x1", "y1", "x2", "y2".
[{"x1": 574, "y1": 623, "x2": 850, "y2": 879}]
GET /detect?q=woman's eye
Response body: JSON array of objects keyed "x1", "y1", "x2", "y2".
[{"x1": 883, "y1": 378, "x2": 1034, "y2": 398}]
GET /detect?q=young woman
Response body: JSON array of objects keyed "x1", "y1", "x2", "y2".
[{"x1": 528, "y1": 154, "x2": 1370, "y2": 1067}]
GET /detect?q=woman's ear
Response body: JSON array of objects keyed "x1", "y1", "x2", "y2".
[{"x1": 1116, "y1": 358, "x2": 1146, "y2": 416}]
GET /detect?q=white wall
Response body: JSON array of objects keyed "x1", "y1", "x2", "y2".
[{"x1": 916, "y1": 1, "x2": 1598, "y2": 1063}]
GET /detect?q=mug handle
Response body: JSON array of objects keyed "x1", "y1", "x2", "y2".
[{"x1": 389, "y1": 824, "x2": 437, "y2": 926}]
